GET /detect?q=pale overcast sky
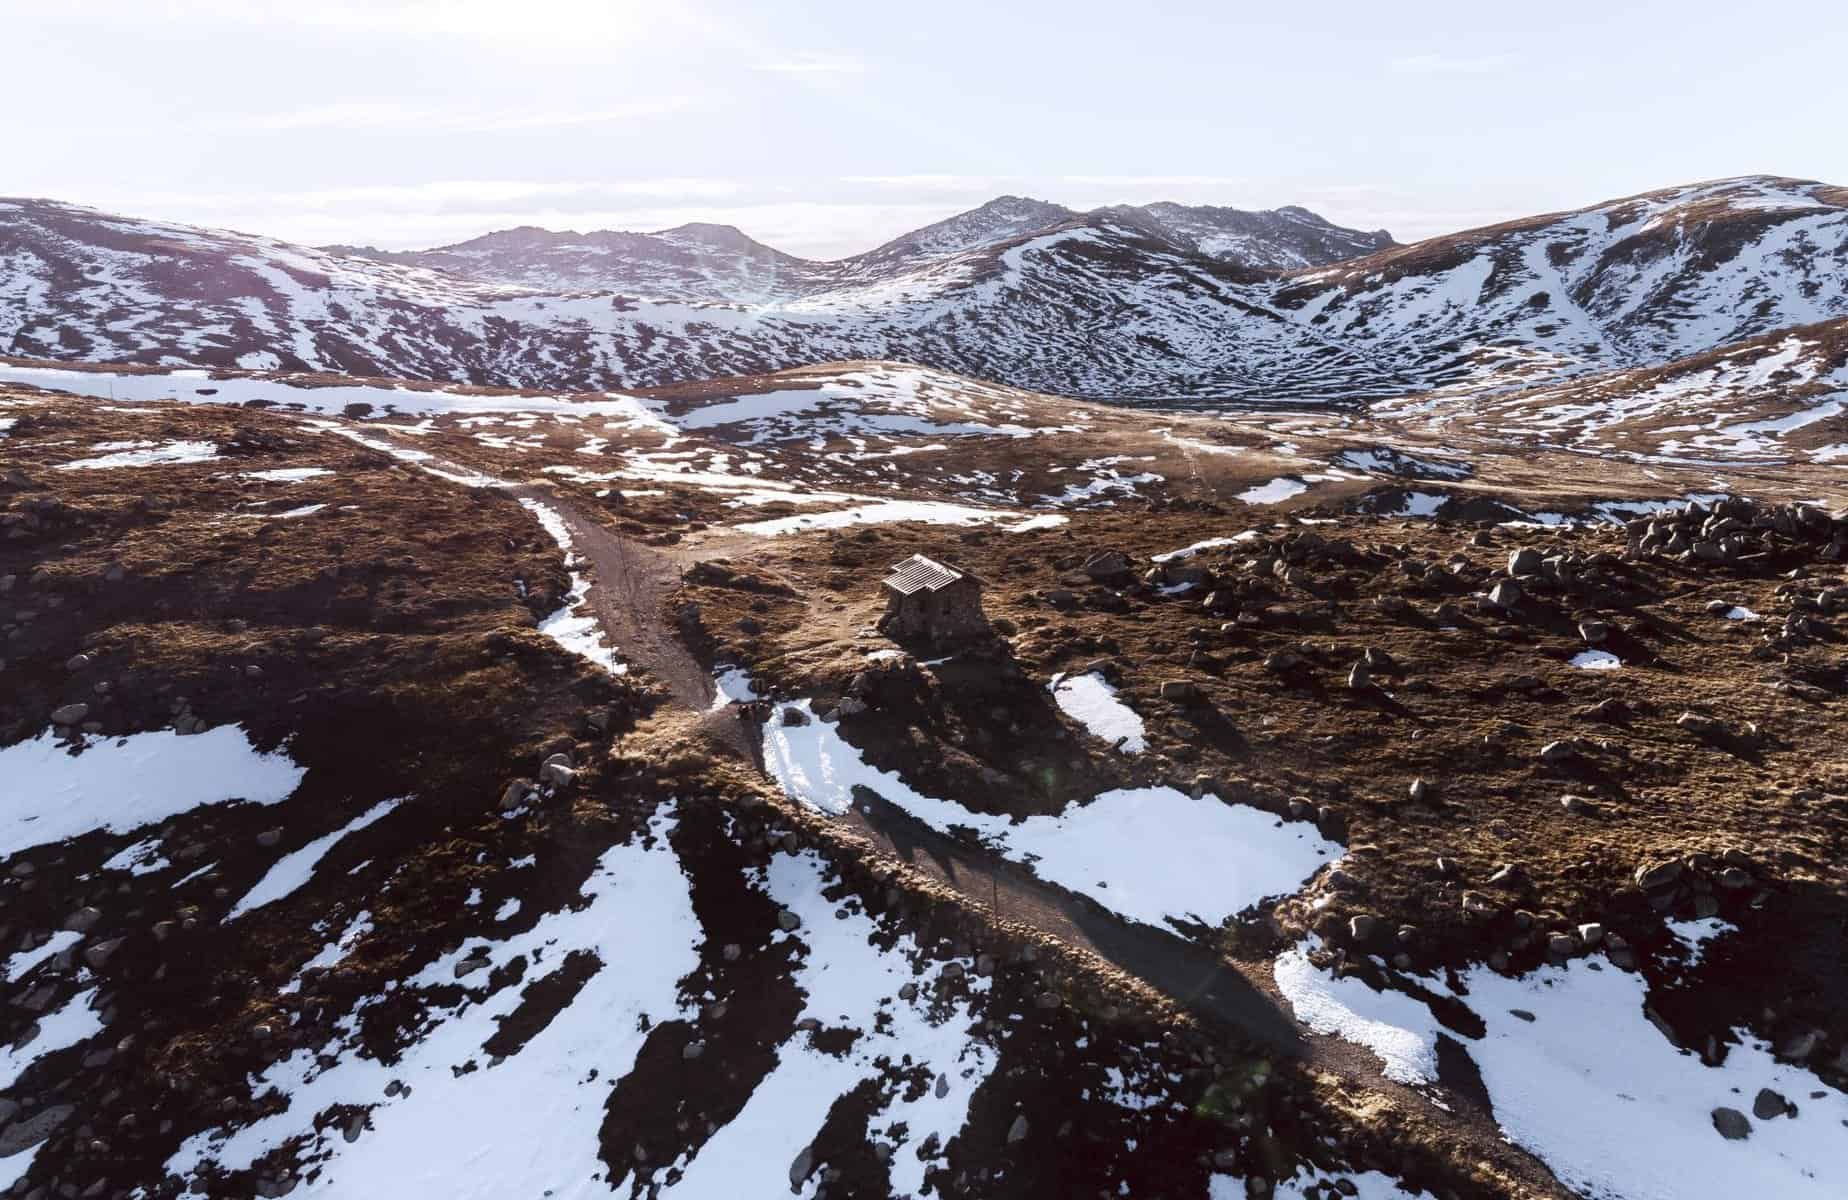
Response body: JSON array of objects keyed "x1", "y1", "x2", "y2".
[{"x1": 8, "y1": 0, "x2": 1845, "y2": 257}]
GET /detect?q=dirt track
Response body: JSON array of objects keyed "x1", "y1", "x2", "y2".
[{"x1": 512, "y1": 487, "x2": 1571, "y2": 1199}]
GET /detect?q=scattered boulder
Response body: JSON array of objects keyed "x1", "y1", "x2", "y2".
[
  {"x1": 788, "y1": 1146, "x2": 815, "y2": 1189},
  {"x1": 1776, "y1": 1027, "x2": 1823, "y2": 1062},
  {"x1": 1159, "y1": 680, "x2": 1201, "y2": 704},
  {"x1": 1082, "y1": 550, "x2": 1134, "y2": 583},
  {"x1": 1710, "y1": 1107, "x2": 1752, "y2": 1140},
  {"x1": 82, "y1": 936, "x2": 125, "y2": 971},
  {"x1": 1634, "y1": 859, "x2": 1684, "y2": 890},
  {"x1": 1579, "y1": 698, "x2": 1632, "y2": 723},
  {"x1": 499, "y1": 780, "x2": 533, "y2": 811},
  {"x1": 1752, "y1": 1088, "x2": 1791, "y2": 1120},
  {"x1": 63, "y1": 906, "x2": 103, "y2": 933},
  {"x1": 453, "y1": 950, "x2": 492, "y2": 979},
  {"x1": 1461, "y1": 892, "x2": 1499, "y2": 919},
  {"x1": 0, "y1": 1104, "x2": 75, "y2": 1155},
  {"x1": 539, "y1": 753, "x2": 576, "y2": 788}
]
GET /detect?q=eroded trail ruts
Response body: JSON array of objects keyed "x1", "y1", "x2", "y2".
[{"x1": 516, "y1": 487, "x2": 711, "y2": 707}]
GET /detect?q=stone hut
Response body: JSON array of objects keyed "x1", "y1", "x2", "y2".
[{"x1": 878, "y1": 554, "x2": 988, "y2": 644}]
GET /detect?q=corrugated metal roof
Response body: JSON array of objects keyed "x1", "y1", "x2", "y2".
[{"x1": 883, "y1": 554, "x2": 964, "y2": 596}]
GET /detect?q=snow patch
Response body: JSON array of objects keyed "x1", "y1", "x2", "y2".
[
  {"x1": 0, "y1": 727, "x2": 303, "y2": 858},
  {"x1": 1049, "y1": 672, "x2": 1147, "y2": 753},
  {"x1": 55, "y1": 439, "x2": 221, "y2": 470},
  {"x1": 1273, "y1": 945, "x2": 1848, "y2": 1199},
  {"x1": 227, "y1": 799, "x2": 402, "y2": 920},
  {"x1": 1238, "y1": 477, "x2": 1309, "y2": 505},
  {"x1": 168, "y1": 811, "x2": 699, "y2": 1196},
  {"x1": 735, "y1": 500, "x2": 1065, "y2": 536},
  {"x1": 1150, "y1": 531, "x2": 1259, "y2": 563},
  {"x1": 762, "y1": 702, "x2": 1339, "y2": 930}
]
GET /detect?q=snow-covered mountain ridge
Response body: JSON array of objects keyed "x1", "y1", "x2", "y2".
[
  {"x1": 327, "y1": 193, "x2": 1393, "y2": 297},
  {"x1": 0, "y1": 175, "x2": 1843, "y2": 404}
]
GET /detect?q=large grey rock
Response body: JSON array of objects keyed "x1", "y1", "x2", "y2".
[
  {"x1": 1776, "y1": 1027, "x2": 1823, "y2": 1061},
  {"x1": 1461, "y1": 892, "x2": 1499, "y2": 919},
  {"x1": 1710, "y1": 1107, "x2": 1751, "y2": 1140},
  {"x1": 62, "y1": 906, "x2": 103, "y2": 933},
  {"x1": 1752, "y1": 1088, "x2": 1791, "y2": 1120},
  {"x1": 1006, "y1": 1114, "x2": 1030, "y2": 1144},
  {"x1": 1634, "y1": 859, "x2": 1684, "y2": 890},
  {"x1": 1539, "y1": 740, "x2": 1575, "y2": 764},
  {"x1": 50, "y1": 702, "x2": 90, "y2": 725},
  {"x1": 539, "y1": 755, "x2": 576, "y2": 788},
  {"x1": 0, "y1": 1104, "x2": 75, "y2": 1155},
  {"x1": 1082, "y1": 550, "x2": 1134, "y2": 582},
  {"x1": 1508, "y1": 548, "x2": 1543, "y2": 577},
  {"x1": 82, "y1": 936, "x2": 125, "y2": 970},
  {"x1": 1159, "y1": 680, "x2": 1201, "y2": 703},
  {"x1": 788, "y1": 1145, "x2": 815, "y2": 1189}
]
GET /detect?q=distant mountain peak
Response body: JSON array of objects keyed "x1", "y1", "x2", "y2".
[
  {"x1": 656, "y1": 221, "x2": 758, "y2": 245},
  {"x1": 312, "y1": 191, "x2": 1398, "y2": 293},
  {"x1": 855, "y1": 196, "x2": 1077, "y2": 266}
]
